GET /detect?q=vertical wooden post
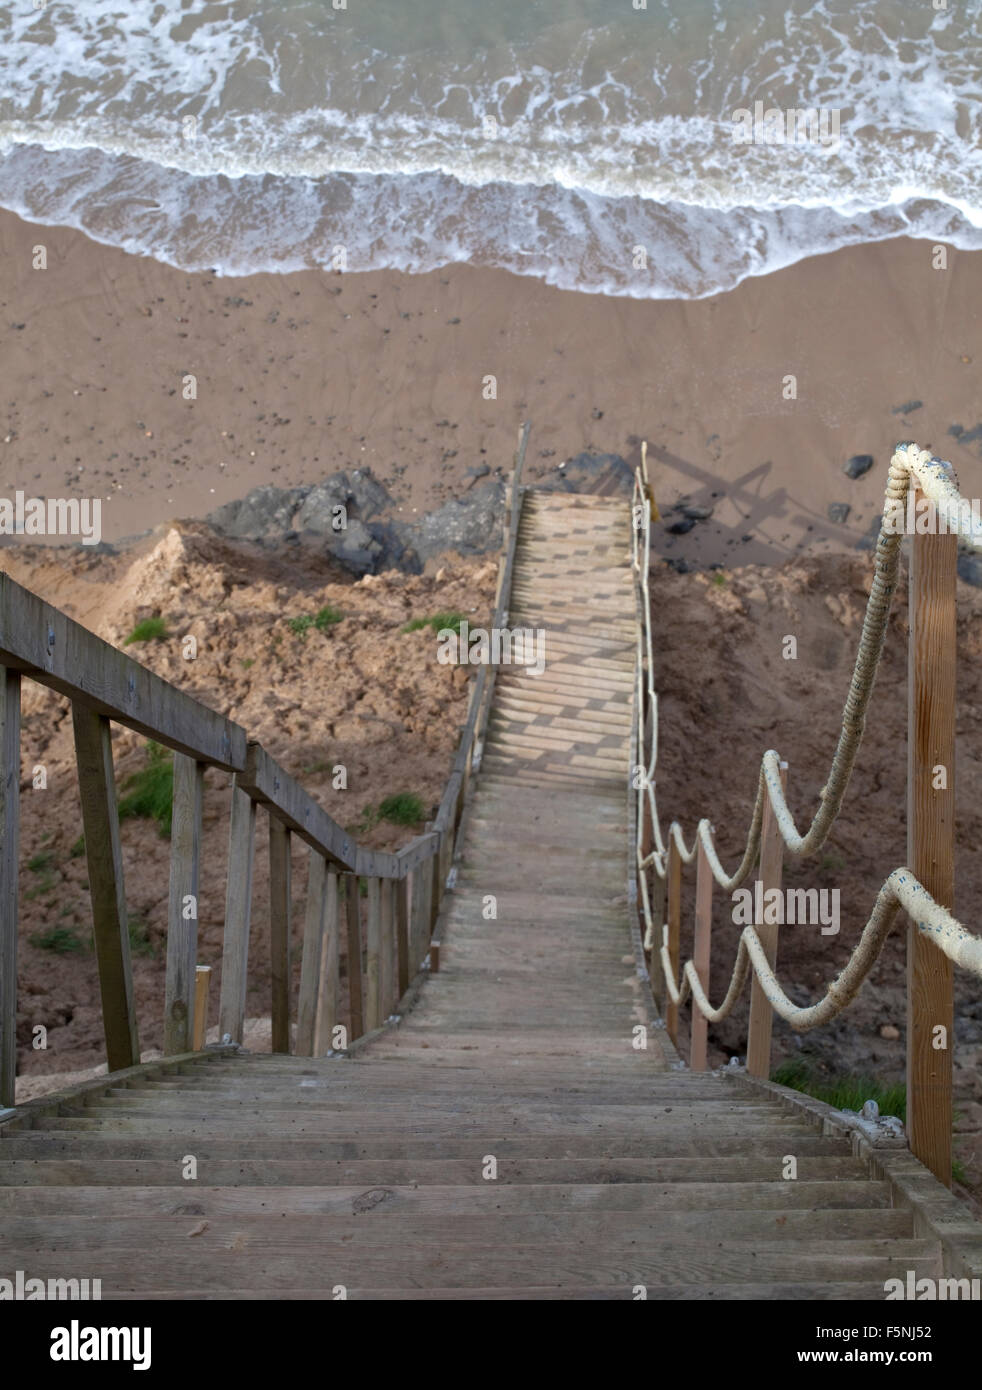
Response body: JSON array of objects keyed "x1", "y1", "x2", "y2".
[
  {"x1": 296, "y1": 850, "x2": 327, "y2": 1056},
  {"x1": 0, "y1": 668, "x2": 21, "y2": 1108},
  {"x1": 420, "y1": 853, "x2": 434, "y2": 964},
  {"x1": 72, "y1": 705, "x2": 140, "y2": 1072},
  {"x1": 164, "y1": 754, "x2": 204, "y2": 1056},
  {"x1": 396, "y1": 873, "x2": 410, "y2": 999},
  {"x1": 907, "y1": 499, "x2": 956, "y2": 1185},
  {"x1": 268, "y1": 816, "x2": 292, "y2": 1053},
  {"x1": 689, "y1": 837, "x2": 713, "y2": 1072},
  {"x1": 217, "y1": 778, "x2": 256, "y2": 1045},
  {"x1": 192, "y1": 965, "x2": 211, "y2": 1050},
  {"x1": 345, "y1": 874, "x2": 365, "y2": 1041},
  {"x1": 408, "y1": 866, "x2": 423, "y2": 976},
  {"x1": 314, "y1": 870, "x2": 340, "y2": 1055},
  {"x1": 665, "y1": 838, "x2": 682, "y2": 1046},
  {"x1": 380, "y1": 877, "x2": 394, "y2": 1020},
  {"x1": 746, "y1": 762, "x2": 788, "y2": 1078},
  {"x1": 365, "y1": 876, "x2": 382, "y2": 1030},
  {"x1": 428, "y1": 835, "x2": 443, "y2": 971}
]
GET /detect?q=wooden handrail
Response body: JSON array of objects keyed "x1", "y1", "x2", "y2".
[
  {"x1": 633, "y1": 447, "x2": 974, "y2": 1187},
  {"x1": 0, "y1": 572, "x2": 247, "y2": 770},
  {"x1": 0, "y1": 424, "x2": 532, "y2": 1099}
]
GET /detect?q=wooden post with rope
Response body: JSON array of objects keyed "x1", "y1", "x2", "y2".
[
  {"x1": 689, "y1": 836, "x2": 713, "y2": 1071},
  {"x1": 665, "y1": 837, "x2": 681, "y2": 1045},
  {"x1": 906, "y1": 488, "x2": 955, "y2": 1185},
  {"x1": 746, "y1": 761, "x2": 788, "y2": 1078}
]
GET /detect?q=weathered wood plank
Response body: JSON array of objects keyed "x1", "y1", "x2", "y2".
[
  {"x1": 0, "y1": 573, "x2": 245, "y2": 770},
  {"x1": 746, "y1": 762, "x2": 787, "y2": 1079},
  {"x1": 0, "y1": 667, "x2": 20, "y2": 1107},
  {"x1": 906, "y1": 509, "x2": 955, "y2": 1185},
  {"x1": 268, "y1": 815, "x2": 291, "y2": 1054},
  {"x1": 395, "y1": 874, "x2": 410, "y2": 998},
  {"x1": 380, "y1": 877, "x2": 394, "y2": 1020},
  {"x1": 72, "y1": 704, "x2": 139, "y2": 1072},
  {"x1": 192, "y1": 966, "x2": 211, "y2": 1050},
  {"x1": 217, "y1": 780, "x2": 256, "y2": 1045},
  {"x1": 365, "y1": 877, "x2": 382, "y2": 1031},
  {"x1": 345, "y1": 875, "x2": 365, "y2": 1041},
  {"x1": 239, "y1": 742, "x2": 355, "y2": 870},
  {"x1": 295, "y1": 851, "x2": 327, "y2": 1057},
  {"x1": 394, "y1": 832, "x2": 438, "y2": 877},
  {"x1": 163, "y1": 754, "x2": 204, "y2": 1056},
  {"x1": 313, "y1": 871, "x2": 340, "y2": 1054}
]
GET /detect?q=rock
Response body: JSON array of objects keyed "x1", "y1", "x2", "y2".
[
  {"x1": 957, "y1": 552, "x2": 982, "y2": 588},
  {"x1": 465, "y1": 464, "x2": 490, "y2": 481},
  {"x1": 949, "y1": 422, "x2": 982, "y2": 449},
  {"x1": 681, "y1": 504, "x2": 714, "y2": 521},
  {"x1": 667, "y1": 517, "x2": 696, "y2": 535},
  {"x1": 892, "y1": 400, "x2": 923, "y2": 415},
  {"x1": 591, "y1": 408, "x2": 604, "y2": 419},
  {"x1": 409, "y1": 481, "x2": 507, "y2": 565},
  {"x1": 535, "y1": 451, "x2": 634, "y2": 497},
  {"x1": 207, "y1": 484, "x2": 306, "y2": 539},
  {"x1": 879, "y1": 1024, "x2": 900, "y2": 1041},
  {"x1": 827, "y1": 502, "x2": 851, "y2": 524},
  {"x1": 843, "y1": 454, "x2": 874, "y2": 480},
  {"x1": 666, "y1": 557, "x2": 690, "y2": 574}
]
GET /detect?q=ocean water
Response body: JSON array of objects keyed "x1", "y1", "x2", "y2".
[{"x1": 0, "y1": 0, "x2": 979, "y2": 298}]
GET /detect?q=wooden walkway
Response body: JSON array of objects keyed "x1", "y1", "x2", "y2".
[{"x1": 0, "y1": 490, "x2": 943, "y2": 1298}]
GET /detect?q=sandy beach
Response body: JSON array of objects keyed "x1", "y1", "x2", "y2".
[{"x1": 3, "y1": 207, "x2": 981, "y2": 565}]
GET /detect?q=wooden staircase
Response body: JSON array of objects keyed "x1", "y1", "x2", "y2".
[{"x1": 0, "y1": 490, "x2": 943, "y2": 1299}]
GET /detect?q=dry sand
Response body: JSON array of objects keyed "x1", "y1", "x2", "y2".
[{"x1": 2, "y1": 208, "x2": 981, "y2": 562}]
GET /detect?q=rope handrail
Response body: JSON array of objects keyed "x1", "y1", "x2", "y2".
[{"x1": 631, "y1": 440, "x2": 982, "y2": 1041}]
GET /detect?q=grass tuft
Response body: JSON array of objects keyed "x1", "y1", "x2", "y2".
[
  {"x1": 30, "y1": 926, "x2": 85, "y2": 955},
  {"x1": 288, "y1": 605, "x2": 343, "y2": 639},
  {"x1": 118, "y1": 742, "x2": 174, "y2": 838},
  {"x1": 378, "y1": 792, "x2": 425, "y2": 826},
  {"x1": 124, "y1": 616, "x2": 168, "y2": 645},
  {"x1": 771, "y1": 1057, "x2": 906, "y2": 1121}
]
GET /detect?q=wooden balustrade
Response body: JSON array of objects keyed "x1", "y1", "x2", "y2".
[
  {"x1": 0, "y1": 424, "x2": 530, "y2": 1103},
  {"x1": 639, "y1": 472, "x2": 962, "y2": 1187}
]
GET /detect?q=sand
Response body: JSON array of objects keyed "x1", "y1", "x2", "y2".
[{"x1": 3, "y1": 208, "x2": 981, "y2": 563}]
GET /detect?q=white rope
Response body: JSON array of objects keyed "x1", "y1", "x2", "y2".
[{"x1": 633, "y1": 442, "x2": 982, "y2": 1029}]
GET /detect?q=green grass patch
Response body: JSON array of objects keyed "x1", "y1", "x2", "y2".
[
  {"x1": 118, "y1": 742, "x2": 174, "y2": 838},
  {"x1": 378, "y1": 792, "x2": 425, "y2": 826},
  {"x1": 124, "y1": 616, "x2": 168, "y2": 645},
  {"x1": 401, "y1": 612, "x2": 467, "y2": 636},
  {"x1": 288, "y1": 605, "x2": 344, "y2": 639},
  {"x1": 30, "y1": 926, "x2": 85, "y2": 955},
  {"x1": 69, "y1": 835, "x2": 86, "y2": 859},
  {"x1": 27, "y1": 849, "x2": 55, "y2": 873},
  {"x1": 127, "y1": 916, "x2": 156, "y2": 958},
  {"x1": 771, "y1": 1057, "x2": 906, "y2": 1121}
]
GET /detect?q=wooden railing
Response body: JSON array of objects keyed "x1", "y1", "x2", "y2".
[
  {"x1": 0, "y1": 423, "x2": 531, "y2": 1106},
  {"x1": 632, "y1": 441, "x2": 982, "y2": 1186}
]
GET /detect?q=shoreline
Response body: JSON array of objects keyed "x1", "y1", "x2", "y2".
[{"x1": 2, "y1": 208, "x2": 982, "y2": 569}]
